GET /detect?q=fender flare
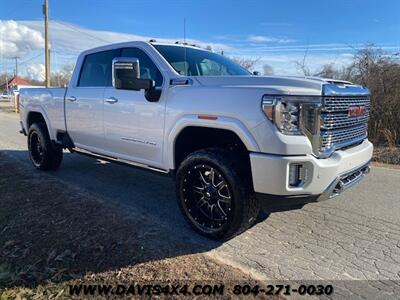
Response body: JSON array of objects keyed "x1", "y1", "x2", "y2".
[
  {"x1": 25, "y1": 106, "x2": 55, "y2": 141},
  {"x1": 165, "y1": 114, "x2": 260, "y2": 170}
]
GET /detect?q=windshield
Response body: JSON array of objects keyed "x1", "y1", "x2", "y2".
[{"x1": 154, "y1": 45, "x2": 250, "y2": 76}]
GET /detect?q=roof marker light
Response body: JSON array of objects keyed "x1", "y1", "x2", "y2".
[{"x1": 198, "y1": 115, "x2": 218, "y2": 120}]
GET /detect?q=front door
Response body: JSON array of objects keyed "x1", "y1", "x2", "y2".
[{"x1": 102, "y1": 47, "x2": 166, "y2": 167}]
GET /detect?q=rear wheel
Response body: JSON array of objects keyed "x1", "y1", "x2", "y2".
[
  {"x1": 176, "y1": 148, "x2": 259, "y2": 240},
  {"x1": 28, "y1": 122, "x2": 63, "y2": 171}
]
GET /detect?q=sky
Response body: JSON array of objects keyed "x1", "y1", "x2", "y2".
[{"x1": 0, "y1": 0, "x2": 399, "y2": 80}]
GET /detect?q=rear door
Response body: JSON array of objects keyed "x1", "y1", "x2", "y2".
[
  {"x1": 102, "y1": 47, "x2": 166, "y2": 167},
  {"x1": 65, "y1": 49, "x2": 119, "y2": 152}
]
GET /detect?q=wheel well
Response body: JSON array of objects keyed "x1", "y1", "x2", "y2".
[
  {"x1": 174, "y1": 126, "x2": 250, "y2": 170},
  {"x1": 27, "y1": 112, "x2": 46, "y2": 129}
]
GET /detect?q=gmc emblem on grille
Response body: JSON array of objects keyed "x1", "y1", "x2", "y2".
[{"x1": 348, "y1": 106, "x2": 366, "y2": 117}]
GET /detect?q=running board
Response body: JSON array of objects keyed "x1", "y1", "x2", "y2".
[{"x1": 73, "y1": 148, "x2": 169, "y2": 175}]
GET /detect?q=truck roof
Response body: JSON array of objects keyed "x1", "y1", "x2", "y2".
[
  {"x1": 80, "y1": 40, "x2": 210, "y2": 57},
  {"x1": 150, "y1": 41, "x2": 206, "y2": 50}
]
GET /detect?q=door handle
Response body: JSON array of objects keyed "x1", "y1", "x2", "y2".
[
  {"x1": 105, "y1": 97, "x2": 118, "y2": 104},
  {"x1": 67, "y1": 96, "x2": 77, "y2": 102}
]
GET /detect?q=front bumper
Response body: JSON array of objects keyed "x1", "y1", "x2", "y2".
[{"x1": 250, "y1": 139, "x2": 373, "y2": 198}]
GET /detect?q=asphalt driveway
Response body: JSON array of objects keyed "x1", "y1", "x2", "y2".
[{"x1": 1, "y1": 112, "x2": 400, "y2": 297}]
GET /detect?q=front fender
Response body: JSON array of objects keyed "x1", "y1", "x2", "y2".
[{"x1": 165, "y1": 114, "x2": 260, "y2": 170}]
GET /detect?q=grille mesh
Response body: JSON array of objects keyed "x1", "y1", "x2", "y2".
[
  {"x1": 321, "y1": 113, "x2": 369, "y2": 130},
  {"x1": 323, "y1": 97, "x2": 370, "y2": 112},
  {"x1": 320, "y1": 96, "x2": 370, "y2": 151}
]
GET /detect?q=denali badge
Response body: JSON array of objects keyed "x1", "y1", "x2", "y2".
[{"x1": 348, "y1": 106, "x2": 366, "y2": 117}]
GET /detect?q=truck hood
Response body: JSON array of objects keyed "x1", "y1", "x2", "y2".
[{"x1": 193, "y1": 75, "x2": 345, "y2": 96}]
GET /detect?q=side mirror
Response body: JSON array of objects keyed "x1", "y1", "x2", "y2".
[
  {"x1": 252, "y1": 71, "x2": 261, "y2": 76},
  {"x1": 112, "y1": 57, "x2": 154, "y2": 91}
]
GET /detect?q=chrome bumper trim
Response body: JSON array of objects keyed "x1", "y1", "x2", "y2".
[{"x1": 319, "y1": 162, "x2": 370, "y2": 201}]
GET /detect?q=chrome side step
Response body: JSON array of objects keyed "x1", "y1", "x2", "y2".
[{"x1": 73, "y1": 148, "x2": 169, "y2": 175}]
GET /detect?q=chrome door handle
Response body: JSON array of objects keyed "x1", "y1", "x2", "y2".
[
  {"x1": 67, "y1": 96, "x2": 77, "y2": 102},
  {"x1": 105, "y1": 97, "x2": 118, "y2": 104}
]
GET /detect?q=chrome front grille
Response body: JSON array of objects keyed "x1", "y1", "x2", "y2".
[
  {"x1": 323, "y1": 96, "x2": 370, "y2": 112},
  {"x1": 320, "y1": 124, "x2": 368, "y2": 150},
  {"x1": 320, "y1": 96, "x2": 370, "y2": 152},
  {"x1": 321, "y1": 112, "x2": 369, "y2": 130}
]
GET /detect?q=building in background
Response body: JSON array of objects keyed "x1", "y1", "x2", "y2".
[
  {"x1": 0, "y1": 76, "x2": 43, "y2": 100},
  {"x1": 1, "y1": 76, "x2": 31, "y2": 94}
]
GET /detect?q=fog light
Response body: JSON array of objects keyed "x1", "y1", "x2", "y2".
[{"x1": 289, "y1": 164, "x2": 303, "y2": 187}]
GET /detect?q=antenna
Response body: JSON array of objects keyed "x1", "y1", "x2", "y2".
[
  {"x1": 183, "y1": 18, "x2": 186, "y2": 43},
  {"x1": 183, "y1": 18, "x2": 187, "y2": 76}
]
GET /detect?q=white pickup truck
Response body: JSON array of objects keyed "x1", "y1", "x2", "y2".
[{"x1": 19, "y1": 41, "x2": 373, "y2": 239}]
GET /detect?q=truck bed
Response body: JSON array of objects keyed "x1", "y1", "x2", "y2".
[{"x1": 19, "y1": 87, "x2": 67, "y2": 139}]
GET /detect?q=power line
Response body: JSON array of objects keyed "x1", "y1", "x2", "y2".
[
  {"x1": 51, "y1": 49, "x2": 81, "y2": 56},
  {"x1": 19, "y1": 53, "x2": 44, "y2": 66},
  {"x1": 52, "y1": 20, "x2": 109, "y2": 43}
]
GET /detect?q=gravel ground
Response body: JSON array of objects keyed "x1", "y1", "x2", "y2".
[{"x1": 0, "y1": 101, "x2": 16, "y2": 114}]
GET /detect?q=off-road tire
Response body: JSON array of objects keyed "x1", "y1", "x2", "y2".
[
  {"x1": 28, "y1": 122, "x2": 63, "y2": 171},
  {"x1": 176, "y1": 148, "x2": 260, "y2": 240}
]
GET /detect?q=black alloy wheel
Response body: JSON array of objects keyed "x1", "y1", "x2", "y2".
[
  {"x1": 181, "y1": 164, "x2": 233, "y2": 233},
  {"x1": 29, "y1": 131, "x2": 45, "y2": 167},
  {"x1": 28, "y1": 122, "x2": 63, "y2": 171},
  {"x1": 176, "y1": 148, "x2": 260, "y2": 240}
]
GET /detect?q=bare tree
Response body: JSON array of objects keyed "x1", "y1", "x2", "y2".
[
  {"x1": 313, "y1": 64, "x2": 340, "y2": 79},
  {"x1": 315, "y1": 45, "x2": 400, "y2": 146},
  {"x1": 230, "y1": 57, "x2": 260, "y2": 71},
  {"x1": 51, "y1": 64, "x2": 74, "y2": 87},
  {"x1": 294, "y1": 46, "x2": 311, "y2": 76},
  {"x1": 0, "y1": 74, "x2": 9, "y2": 89}
]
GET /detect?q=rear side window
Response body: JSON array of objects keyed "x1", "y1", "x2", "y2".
[
  {"x1": 120, "y1": 48, "x2": 163, "y2": 87},
  {"x1": 78, "y1": 50, "x2": 118, "y2": 87}
]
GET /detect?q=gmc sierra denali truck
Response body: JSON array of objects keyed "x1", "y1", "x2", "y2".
[{"x1": 19, "y1": 41, "x2": 373, "y2": 239}]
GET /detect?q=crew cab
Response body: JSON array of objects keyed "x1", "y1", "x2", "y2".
[{"x1": 19, "y1": 41, "x2": 373, "y2": 239}]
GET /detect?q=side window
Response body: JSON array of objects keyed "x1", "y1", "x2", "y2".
[
  {"x1": 120, "y1": 48, "x2": 163, "y2": 87},
  {"x1": 78, "y1": 50, "x2": 118, "y2": 87}
]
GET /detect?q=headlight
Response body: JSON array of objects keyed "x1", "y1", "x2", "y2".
[{"x1": 262, "y1": 95, "x2": 302, "y2": 135}]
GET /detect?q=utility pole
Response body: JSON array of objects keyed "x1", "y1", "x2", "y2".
[
  {"x1": 9, "y1": 56, "x2": 20, "y2": 113},
  {"x1": 10, "y1": 56, "x2": 19, "y2": 78},
  {"x1": 43, "y1": 0, "x2": 50, "y2": 87}
]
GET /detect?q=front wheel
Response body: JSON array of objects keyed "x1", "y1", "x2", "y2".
[
  {"x1": 176, "y1": 148, "x2": 259, "y2": 240},
  {"x1": 28, "y1": 122, "x2": 63, "y2": 171}
]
